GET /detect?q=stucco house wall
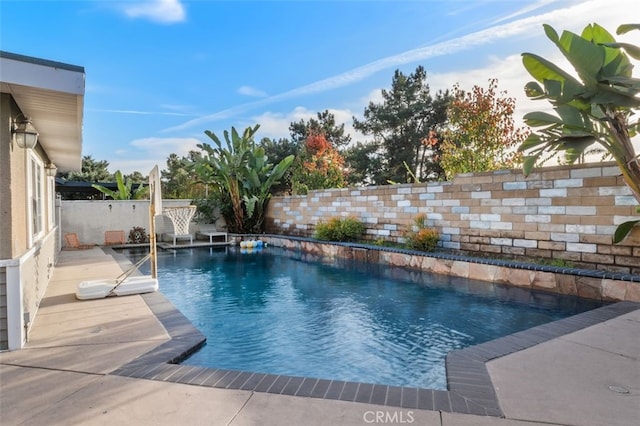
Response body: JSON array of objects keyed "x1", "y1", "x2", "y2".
[
  {"x1": 0, "y1": 51, "x2": 84, "y2": 350},
  {"x1": 0, "y1": 94, "x2": 17, "y2": 260},
  {"x1": 0, "y1": 94, "x2": 59, "y2": 349},
  {"x1": 1, "y1": 95, "x2": 28, "y2": 258}
]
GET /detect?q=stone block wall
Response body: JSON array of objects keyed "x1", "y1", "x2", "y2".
[{"x1": 265, "y1": 162, "x2": 640, "y2": 274}]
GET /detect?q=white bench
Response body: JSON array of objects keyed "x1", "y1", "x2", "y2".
[
  {"x1": 198, "y1": 231, "x2": 228, "y2": 244},
  {"x1": 167, "y1": 233, "x2": 194, "y2": 246}
]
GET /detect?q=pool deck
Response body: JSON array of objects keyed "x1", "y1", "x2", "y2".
[{"x1": 1, "y1": 248, "x2": 638, "y2": 426}]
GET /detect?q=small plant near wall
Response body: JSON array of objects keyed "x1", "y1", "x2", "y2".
[
  {"x1": 373, "y1": 237, "x2": 387, "y2": 246},
  {"x1": 314, "y1": 217, "x2": 365, "y2": 242},
  {"x1": 128, "y1": 226, "x2": 149, "y2": 244},
  {"x1": 404, "y1": 214, "x2": 439, "y2": 252}
]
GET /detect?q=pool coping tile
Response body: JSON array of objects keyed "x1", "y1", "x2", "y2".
[
  {"x1": 324, "y1": 380, "x2": 347, "y2": 400},
  {"x1": 108, "y1": 288, "x2": 640, "y2": 417},
  {"x1": 354, "y1": 382, "x2": 374, "y2": 404},
  {"x1": 385, "y1": 385, "x2": 402, "y2": 406},
  {"x1": 227, "y1": 371, "x2": 255, "y2": 390},
  {"x1": 417, "y1": 388, "x2": 434, "y2": 411},
  {"x1": 369, "y1": 384, "x2": 388, "y2": 406},
  {"x1": 281, "y1": 376, "x2": 305, "y2": 396},
  {"x1": 267, "y1": 375, "x2": 292, "y2": 394},
  {"x1": 339, "y1": 381, "x2": 359, "y2": 401},
  {"x1": 238, "y1": 372, "x2": 264, "y2": 391}
]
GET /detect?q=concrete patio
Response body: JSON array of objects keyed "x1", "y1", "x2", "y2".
[{"x1": 1, "y1": 248, "x2": 638, "y2": 425}]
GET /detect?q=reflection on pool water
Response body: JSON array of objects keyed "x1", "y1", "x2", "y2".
[{"x1": 123, "y1": 246, "x2": 603, "y2": 390}]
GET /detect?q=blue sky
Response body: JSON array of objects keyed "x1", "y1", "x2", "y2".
[{"x1": 1, "y1": 0, "x2": 638, "y2": 174}]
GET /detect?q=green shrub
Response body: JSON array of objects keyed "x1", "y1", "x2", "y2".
[
  {"x1": 314, "y1": 217, "x2": 365, "y2": 242},
  {"x1": 340, "y1": 217, "x2": 366, "y2": 241},
  {"x1": 405, "y1": 228, "x2": 439, "y2": 251},
  {"x1": 404, "y1": 214, "x2": 439, "y2": 251},
  {"x1": 314, "y1": 218, "x2": 339, "y2": 241}
]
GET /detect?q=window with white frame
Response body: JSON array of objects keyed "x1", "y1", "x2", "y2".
[
  {"x1": 48, "y1": 174, "x2": 56, "y2": 229},
  {"x1": 28, "y1": 153, "x2": 45, "y2": 245}
]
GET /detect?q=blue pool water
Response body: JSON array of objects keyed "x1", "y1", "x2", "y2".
[{"x1": 124, "y1": 246, "x2": 602, "y2": 390}]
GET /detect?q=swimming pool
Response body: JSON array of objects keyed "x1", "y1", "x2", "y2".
[{"x1": 123, "y1": 246, "x2": 602, "y2": 390}]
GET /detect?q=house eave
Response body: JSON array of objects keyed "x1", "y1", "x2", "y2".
[{"x1": 0, "y1": 51, "x2": 85, "y2": 172}]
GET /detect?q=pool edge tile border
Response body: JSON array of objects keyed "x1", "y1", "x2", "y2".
[{"x1": 109, "y1": 288, "x2": 640, "y2": 417}]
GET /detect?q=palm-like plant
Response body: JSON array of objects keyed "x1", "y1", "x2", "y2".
[
  {"x1": 519, "y1": 23, "x2": 640, "y2": 241},
  {"x1": 92, "y1": 170, "x2": 147, "y2": 200},
  {"x1": 195, "y1": 124, "x2": 294, "y2": 233}
]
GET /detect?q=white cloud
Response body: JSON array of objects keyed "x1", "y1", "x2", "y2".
[
  {"x1": 237, "y1": 86, "x2": 268, "y2": 98},
  {"x1": 248, "y1": 107, "x2": 314, "y2": 140},
  {"x1": 88, "y1": 108, "x2": 196, "y2": 117},
  {"x1": 108, "y1": 159, "x2": 165, "y2": 176},
  {"x1": 130, "y1": 136, "x2": 200, "y2": 150},
  {"x1": 122, "y1": 0, "x2": 186, "y2": 24},
  {"x1": 425, "y1": 53, "x2": 541, "y2": 127},
  {"x1": 160, "y1": 104, "x2": 198, "y2": 114},
  {"x1": 163, "y1": 101, "x2": 266, "y2": 132},
  {"x1": 489, "y1": 0, "x2": 560, "y2": 25},
  {"x1": 109, "y1": 136, "x2": 202, "y2": 174},
  {"x1": 245, "y1": 106, "x2": 361, "y2": 145}
]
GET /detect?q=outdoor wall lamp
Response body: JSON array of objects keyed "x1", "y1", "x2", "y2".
[
  {"x1": 12, "y1": 115, "x2": 39, "y2": 149},
  {"x1": 46, "y1": 163, "x2": 57, "y2": 177}
]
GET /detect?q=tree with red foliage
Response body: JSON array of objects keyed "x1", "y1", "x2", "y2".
[
  {"x1": 291, "y1": 132, "x2": 347, "y2": 194},
  {"x1": 440, "y1": 79, "x2": 527, "y2": 180}
]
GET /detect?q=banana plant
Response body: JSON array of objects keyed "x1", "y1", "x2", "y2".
[
  {"x1": 519, "y1": 23, "x2": 640, "y2": 242},
  {"x1": 92, "y1": 170, "x2": 147, "y2": 200},
  {"x1": 195, "y1": 124, "x2": 293, "y2": 233},
  {"x1": 242, "y1": 144, "x2": 294, "y2": 231}
]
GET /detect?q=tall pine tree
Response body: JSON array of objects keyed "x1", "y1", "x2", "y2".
[{"x1": 353, "y1": 66, "x2": 450, "y2": 184}]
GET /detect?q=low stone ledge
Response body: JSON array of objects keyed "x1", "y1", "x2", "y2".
[{"x1": 256, "y1": 235, "x2": 640, "y2": 302}]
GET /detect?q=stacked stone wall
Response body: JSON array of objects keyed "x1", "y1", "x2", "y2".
[
  {"x1": 259, "y1": 236, "x2": 640, "y2": 302},
  {"x1": 265, "y1": 162, "x2": 640, "y2": 274}
]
